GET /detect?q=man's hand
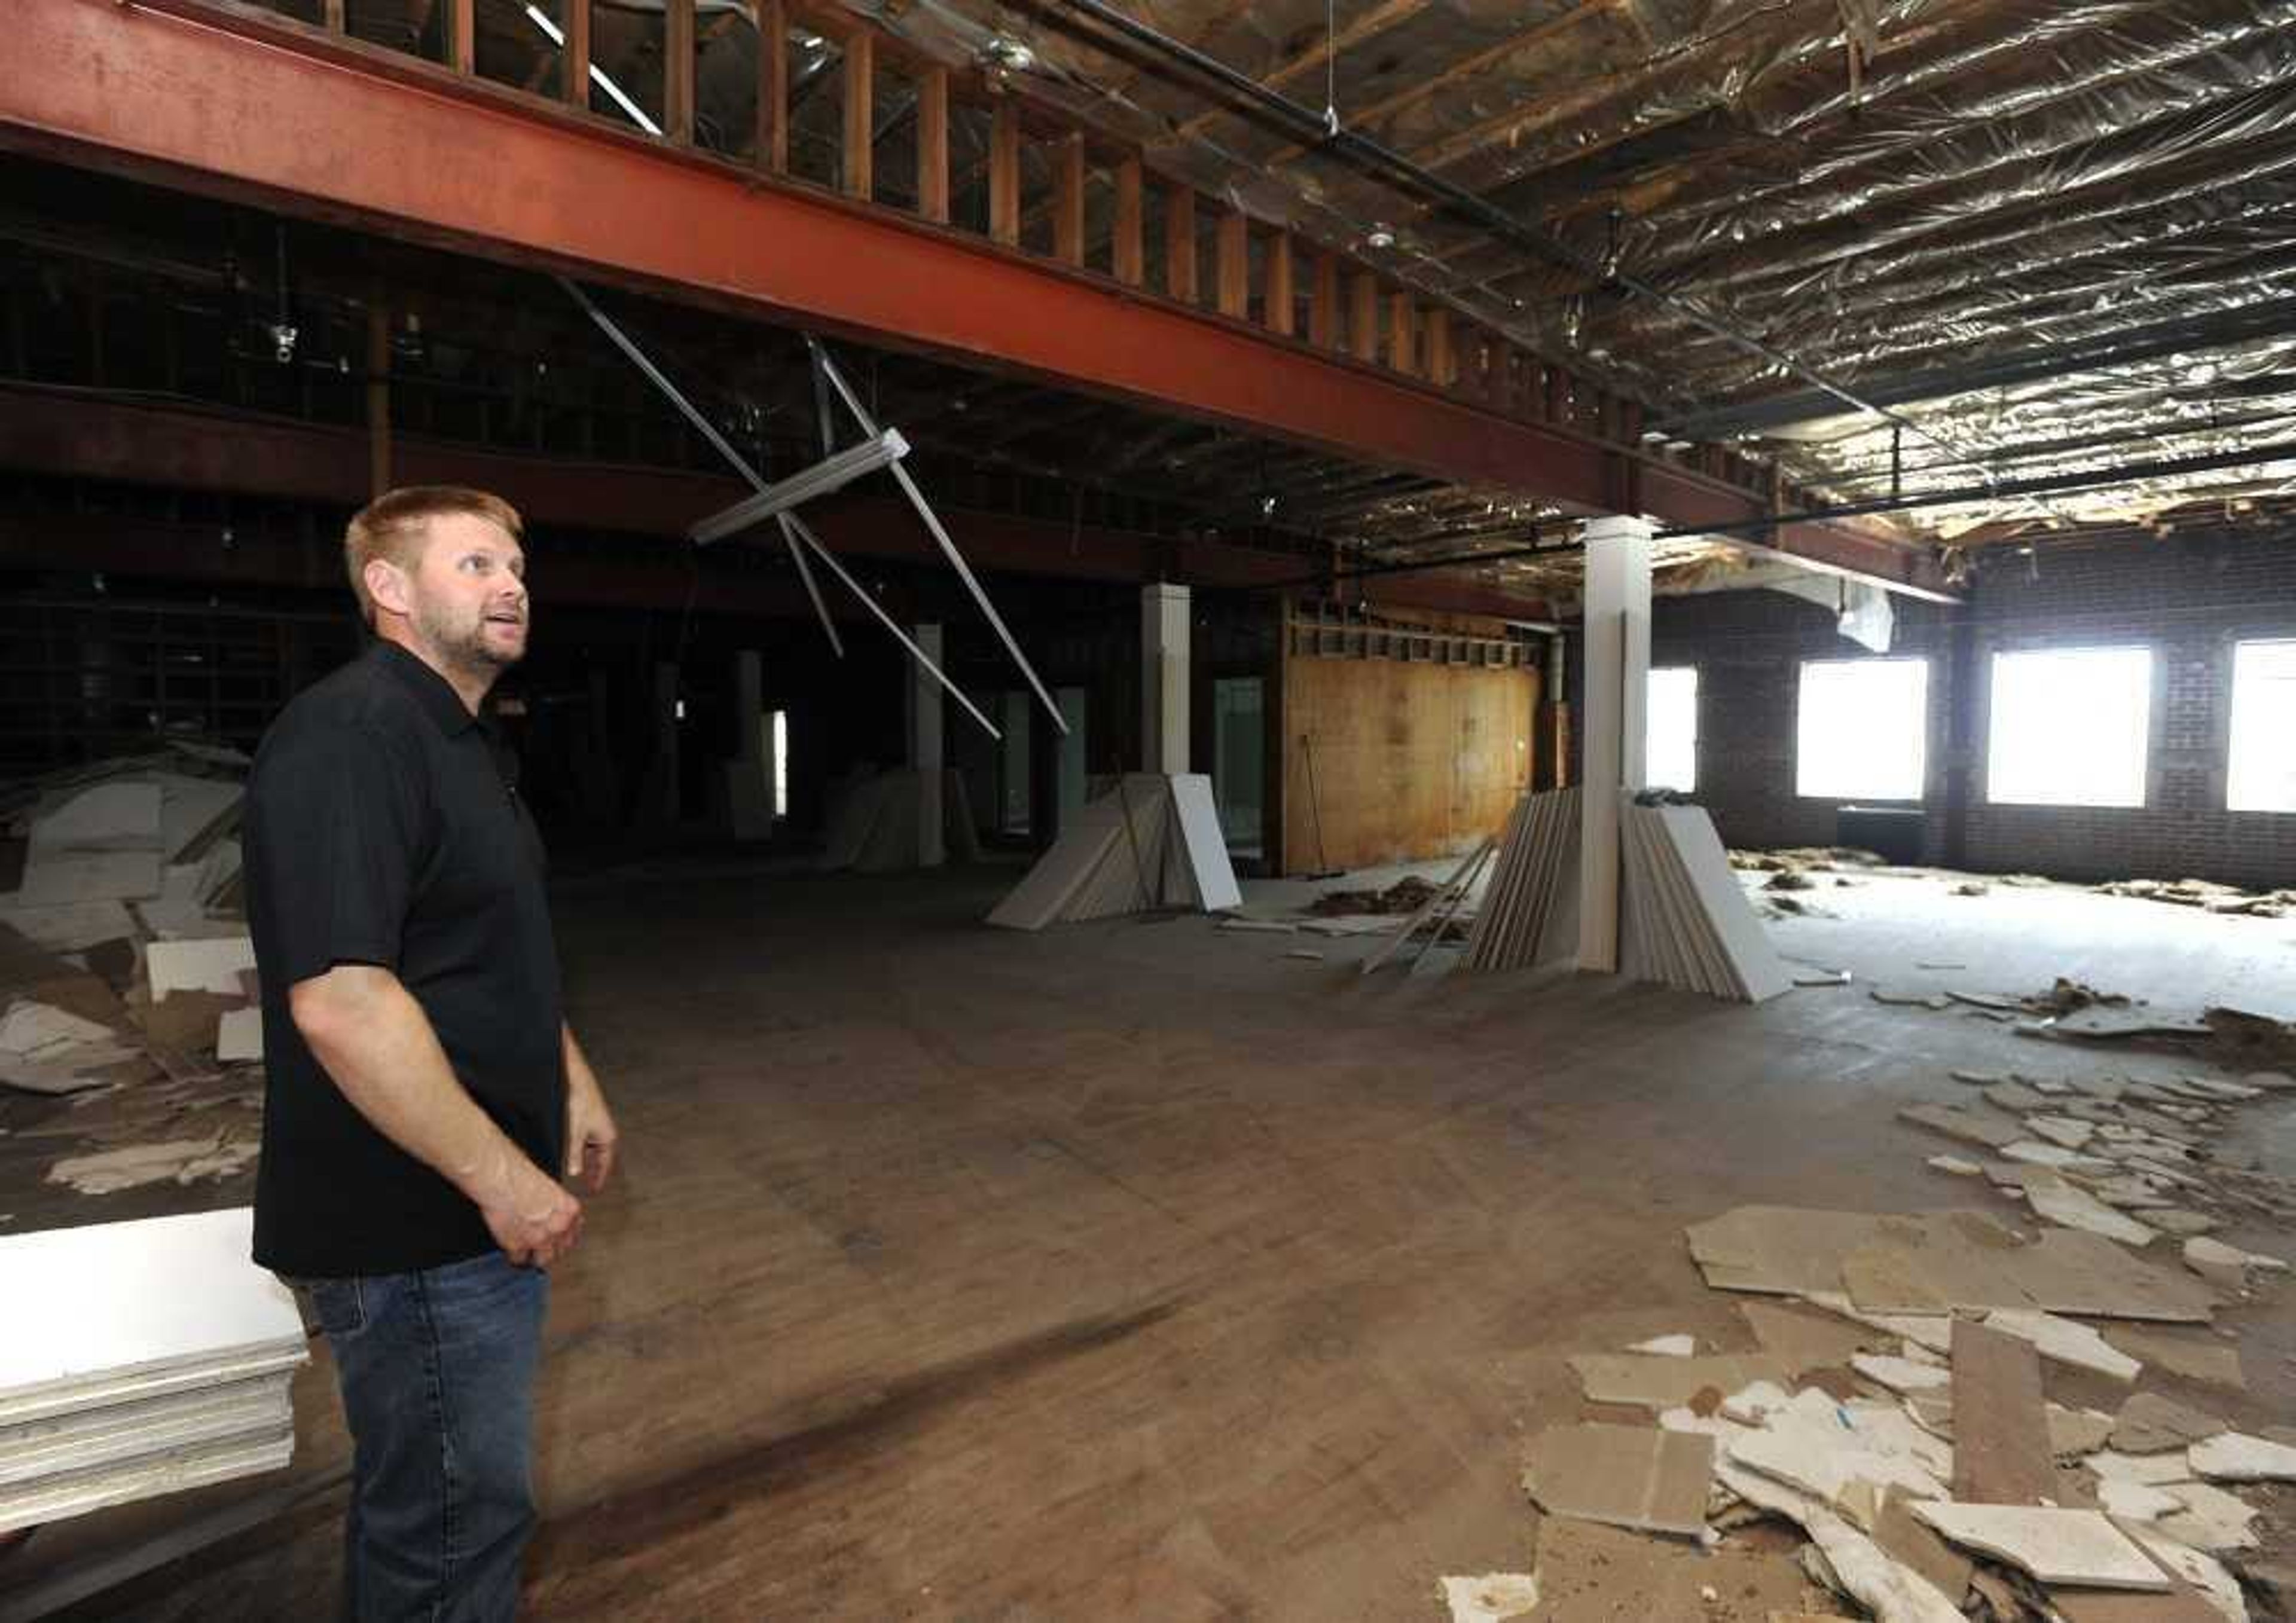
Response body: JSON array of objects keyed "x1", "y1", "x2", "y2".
[
  {"x1": 563, "y1": 1026, "x2": 619, "y2": 1196},
  {"x1": 474, "y1": 1143, "x2": 584, "y2": 1269}
]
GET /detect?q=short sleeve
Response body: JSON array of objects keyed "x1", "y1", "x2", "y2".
[{"x1": 245, "y1": 720, "x2": 430, "y2": 985}]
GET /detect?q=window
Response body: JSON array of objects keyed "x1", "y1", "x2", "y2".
[
  {"x1": 2229, "y1": 639, "x2": 2296, "y2": 812},
  {"x1": 768, "y1": 710, "x2": 789, "y2": 819},
  {"x1": 1796, "y1": 658, "x2": 1928, "y2": 800},
  {"x1": 1987, "y1": 646, "x2": 2151, "y2": 808},
  {"x1": 1646, "y1": 667, "x2": 1698, "y2": 792}
]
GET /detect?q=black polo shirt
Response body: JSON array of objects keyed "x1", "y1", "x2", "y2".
[{"x1": 246, "y1": 640, "x2": 566, "y2": 1277}]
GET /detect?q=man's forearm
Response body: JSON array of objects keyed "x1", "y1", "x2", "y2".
[{"x1": 294, "y1": 968, "x2": 531, "y2": 1208}]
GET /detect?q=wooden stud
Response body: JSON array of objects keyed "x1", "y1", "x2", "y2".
[
  {"x1": 839, "y1": 27, "x2": 872, "y2": 197},
  {"x1": 989, "y1": 101, "x2": 1021, "y2": 247},
  {"x1": 1054, "y1": 133, "x2": 1086, "y2": 266},
  {"x1": 1265, "y1": 233, "x2": 1295, "y2": 337},
  {"x1": 1311, "y1": 252, "x2": 1339, "y2": 347},
  {"x1": 1216, "y1": 209, "x2": 1248, "y2": 318},
  {"x1": 1112, "y1": 156, "x2": 1143, "y2": 286},
  {"x1": 561, "y1": 0, "x2": 590, "y2": 108},
  {"x1": 1165, "y1": 185, "x2": 1198, "y2": 304},
  {"x1": 756, "y1": 0, "x2": 788, "y2": 173},
  {"x1": 447, "y1": 0, "x2": 474, "y2": 72},
  {"x1": 665, "y1": 0, "x2": 696, "y2": 144},
  {"x1": 1387, "y1": 291, "x2": 1416, "y2": 375},
  {"x1": 323, "y1": 0, "x2": 346, "y2": 30},
  {"x1": 1425, "y1": 307, "x2": 1452, "y2": 387},
  {"x1": 1348, "y1": 271, "x2": 1378, "y2": 362},
  {"x1": 915, "y1": 66, "x2": 949, "y2": 222}
]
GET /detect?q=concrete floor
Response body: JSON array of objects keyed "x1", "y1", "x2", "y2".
[{"x1": 5, "y1": 859, "x2": 2294, "y2": 1619}]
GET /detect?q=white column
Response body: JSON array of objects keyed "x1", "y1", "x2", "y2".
[
  {"x1": 1577, "y1": 515, "x2": 1652, "y2": 971},
  {"x1": 1141, "y1": 583, "x2": 1190, "y2": 775},
  {"x1": 909, "y1": 623, "x2": 945, "y2": 867}
]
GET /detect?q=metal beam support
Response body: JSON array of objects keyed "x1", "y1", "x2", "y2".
[
  {"x1": 0, "y1": 0, "x2": 1944, "y2": 595},
  {"x1": 810, "y1": 339, "x2": 1068, "y2": 733},
  {"x1": 559, "y1": 276, "x2": 847, "y2": 654}
]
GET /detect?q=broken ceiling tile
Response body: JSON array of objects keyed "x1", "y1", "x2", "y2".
[
  {"x1": 2111, "y1": 1393, "x2": 2227, "y2": 1456},
  {"x1": 2187, "y1": 1432, "x2": 2296, "y2": 1484},
  {"x1": 1898, "y1": 1104, "x2": 2023, "y2": 1151},
  {"x1": 2100, "y1": 1329, "x2": 2245, "y2": 1390},
  {"x1": 1909, "y1": 1504, "x2": 2170, "y2": 1592},
  {"x1": 1437, "y1": 1572, "x2": 1540, "y2": 1623},
  {"x1": 1850, "y1": 1354, "x2": 1950, "y2": 1395},
  {"x1": 2018, "y1": 1170, "x2": 2160, "y2": 1247},
  {"x1": 2025, "y1": 1114, "x2": 2097, "y2": 1150},
  {"x1": 1981, "y1": 1310, "x2": 2141, "y2": 1382},
  {"x1": 2155, "y1": 1481, "x2": 2260, "y2": 1556},
  {"x1": 2184, "y1": 1237, "x2": 2286, "y2": 1277},
  {"x1": 2087, "y1": 1450, "x2": 2196, "y2": 1487},
  {"x1": 1568, "y1": 1353, "x2": 1791, "y2": 1411},
  {"x1": 1521, "y1": 1423, "x2": 1714, "y2": 1540},
  {"x1": 2047, "y1": 1405, "x2": 2117, "y2": 1459},
  {"x1": 1623, "y1": 1333, "x2": 1697, "y2": 1357}
]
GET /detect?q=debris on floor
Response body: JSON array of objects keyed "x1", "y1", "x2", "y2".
[
  {"x1": 2093, "y1": 876, "x2": 2296, "y2": 918},
  {"x1": 1308, "y1": 875, "x2": 1445, "y2": 916},
  {"x1": 1435, "y1": 1570, "x2": 1540, "y2": 1623},
  {"x1": 1455, "y1": 1005, "x2": 2293, "y2": 1621},
  {"x1": 1, "y1": 765, "x2": 269, "y2": 1201}
]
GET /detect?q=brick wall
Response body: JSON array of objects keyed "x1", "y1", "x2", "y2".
[{"x1": 1647, "y1": 522, "x2": 2296, "y2": 889}]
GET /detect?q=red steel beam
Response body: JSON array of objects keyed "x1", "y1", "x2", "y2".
[
  {"x1": 0, "y1": 384, "x2": 1550, "y2": 619},
  {"x1": 0, "y1": 0, "x2": 1944, "y2": 599}
]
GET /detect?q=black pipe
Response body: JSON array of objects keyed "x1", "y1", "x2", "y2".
[
  {"x1": 1248, "y1": 436, "x2": 2296, "y2": 595},
  {"x1": 1041, "y1": 0, "x2": 2002, "y2": 491}
]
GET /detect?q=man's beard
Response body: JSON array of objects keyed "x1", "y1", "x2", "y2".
[{"x1": 413, "y1": 598, "x2": 524, "y2": 677}]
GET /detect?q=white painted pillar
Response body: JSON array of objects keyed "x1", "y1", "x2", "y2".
[
  {"x1": 1577, "y1": 515, "x2": 1653, "y2": 972},
  {"x1": 1141, "y1": 583, "x2": 1190, "y2": 774},
  {"x1": 909, "y1": 623, "x2": 945, "y2": 867}
]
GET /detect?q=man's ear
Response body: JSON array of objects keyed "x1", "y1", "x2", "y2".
[{"x1": 365, "y1": 557, "x2": 411, "y2": 619}]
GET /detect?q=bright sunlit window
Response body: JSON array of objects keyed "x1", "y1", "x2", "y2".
[
  {"x1": 1987, "y1": 646, "x2": 2151, "y2": 808},
  {"x1": 1797, "y1": 658, "x2": 1928, "y2": 800},
  {"x1": 769, "y1": 710, "x2": 789, "y2": 818},
  {"x1": 1647, "y1": 667, "x2": 1698, "y2": 792},
  {"x1": 2228, "y1": 639, "x2": 2296, "y2": 812}
]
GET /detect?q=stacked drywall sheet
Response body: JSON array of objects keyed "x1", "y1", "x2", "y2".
[
  {"x1": 0, "y1": 1207, "x2": 307, "y2": 1533},
  {"x1": 1620, "y1": 802, "x2": 1792, "y2": 1003},
  {"x1": 820, "y1": 769, "x2": 981, "y2": 871},
  {"x1": 1462, "y1": 787, "x2": 1581, "y2": 973},
  {"x1": 987, "y1": 773, "x2": 1241, "y2": 930}
]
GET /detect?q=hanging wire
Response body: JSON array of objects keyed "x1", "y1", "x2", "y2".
[{"x1": 1322, "y1": 0, "x2": 1339, "y2": 138}]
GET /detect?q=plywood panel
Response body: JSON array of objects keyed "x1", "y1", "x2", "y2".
[{"x1": 1282, "y1": 657, "x2": 1535, "y2": 873}]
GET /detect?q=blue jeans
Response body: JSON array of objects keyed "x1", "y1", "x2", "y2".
[{"x1": 289, "y1": 1251, "x2": 550, "y2": 1623}]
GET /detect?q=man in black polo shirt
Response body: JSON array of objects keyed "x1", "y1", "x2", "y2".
[{"x1": 245, "y1": 485, "x2": 618, "y2": 1622}]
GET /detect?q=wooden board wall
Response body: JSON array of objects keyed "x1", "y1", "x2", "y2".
[{"x1": 1282, "y1": 656, "x2": 1538, "y2": 873}]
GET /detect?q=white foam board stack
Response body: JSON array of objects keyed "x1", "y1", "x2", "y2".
[
  {"x1": 1619, "y1": 801, "x2": 1792, "y2": 1003},
  {"x1": 1461, "y1": 787, "x2": 1581, "y2": 973},
  {"x1": 0, "y1": 1208, "x2": 308, "y2": 1533},
  {"x1": 819, "y1": 769, "x2": 982, "y2": 871},
  {"x1": 987, "y1": 773, "x2": 1240, "y2": 930}
]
